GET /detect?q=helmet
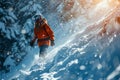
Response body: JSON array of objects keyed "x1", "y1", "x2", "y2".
[{"x1": 33, "y1": 14, "x2": 42, "y2": 21}]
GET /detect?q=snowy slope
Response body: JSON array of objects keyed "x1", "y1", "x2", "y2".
[
  {"x1": 11, "y1": 4, "x2": 120, "y2": 80},
  {"x1": 20, "y1": 23, "x2": 120, "y2": 80},
  {"x1": 1, "y1": 0, "x2": 120, "y2": 80},
  {"x1": 23, "y1": 3, "x2": 120, "y2": 80}
]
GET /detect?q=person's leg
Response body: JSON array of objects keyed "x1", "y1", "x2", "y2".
[{"x1": 39, "y1": 45, "x2": 48, "y2": 57}]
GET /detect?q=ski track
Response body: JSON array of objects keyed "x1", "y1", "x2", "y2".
[{"x1": 107, "y1": 65, "x2": 120, "y2": 80}]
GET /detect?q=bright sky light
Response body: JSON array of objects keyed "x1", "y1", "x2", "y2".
[{"x1": 96, "y1": 0, "x2": 109, "y2": 9}]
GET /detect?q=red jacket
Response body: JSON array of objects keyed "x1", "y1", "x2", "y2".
[{"x1": 32, "y1": 19, "x2": 54, "y2": 46}]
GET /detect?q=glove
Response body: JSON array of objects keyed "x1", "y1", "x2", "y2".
[
  {"x1": 51, "y1": 40, "x2": 55, "y2": 46},
  {"x1": 30, "y1": 41, "x2": 34, "y2": 47}
]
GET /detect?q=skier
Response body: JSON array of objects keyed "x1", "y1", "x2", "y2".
[{"x1": 30, "y1": 15, "x2": 55, "y2": 57}]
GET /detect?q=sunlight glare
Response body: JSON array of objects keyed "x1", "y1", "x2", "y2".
[{"x1": 96, "y1": 0, "x2": 109, "y2": 9}]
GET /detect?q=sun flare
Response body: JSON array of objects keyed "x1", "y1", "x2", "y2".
[{"x1": 96, "y1": 0, "x2": 109, "y2": 9}]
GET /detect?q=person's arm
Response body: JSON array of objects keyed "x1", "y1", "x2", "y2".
[
  {"x1": 45, "y1": 24, "x2": 54, "y2": 40},
  {"x1": 32, "y1": 28, "x2": 37, "y2": 42},
  {"x1": 44, "y1": 24, "x2": 55, "y2": 46},
  {"x1": 30, "y1": 28, "x2": 37, "y2": 46}
]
